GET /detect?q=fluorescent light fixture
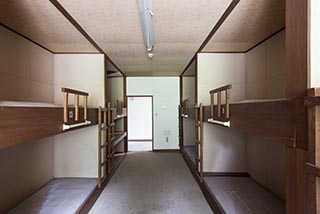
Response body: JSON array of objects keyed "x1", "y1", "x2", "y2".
[{"x1": 137, "y1": 0, "x2": 154, "y2": 53}]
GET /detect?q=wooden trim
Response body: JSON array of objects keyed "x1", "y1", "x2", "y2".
[
  {"x1": 245, "y1": 27, "x2": 286, "y2": 53},
  {"x1": 305, "y1": 96, "x2": 320, "y2": 107},
  {"x1": 306, "y1": 163, "x2": 320, "y2": 177},
  {"x1": 209, "y1": 84, "x2": 232, "y2": 94},
  {"x1": 49, "y1": 0, "x2": 126, "y2": 77},
  {"x1": 180, "y1": 0, "x2": 240, "y2": 76},
  {"x1": 78, "y1": 154, "x2": 126, "y2": 214},
  {"x1": 0, "y1": 23, "x2": 54, "y2": 54},
  {"x1": 153, "y1": 149, "x2": 180, "y2": 153},
  {"x1": 203, "y1": 172, "x2": 249, "y2": 177},
  {"x1": 54, "y1": 52, "x2": 100, "y2": 54},
  {"x1": 61, "y1": 87, "x2": 89, "y2": 96}
]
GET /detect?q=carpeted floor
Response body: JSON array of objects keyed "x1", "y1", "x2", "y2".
[{"x1": 90, "y1": 151, "x2": 212, "y2": 214}]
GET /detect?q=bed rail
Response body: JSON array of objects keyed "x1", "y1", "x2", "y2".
[
  {"x1": 208, "y1": 84, "x2": 232, "y2": 127},
  {"x1": 62, "y1": 88, "x2": 91, "y2": 130}
]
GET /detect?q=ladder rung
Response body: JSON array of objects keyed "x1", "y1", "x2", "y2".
[
  {"x1": 101, "y1": 126, "x2": 108, "y2": 130},
  {"x1": 196, "y1": 122, "x2": 201, "y2": 127},
  {"x1": 110, "y1": 123, "x2": 115, "y2": 127},
  {"x1": 101, "y1": 160, "x2": 107, "y2": 166},
  {"x1": 100, "y1": 143, "x2": 108, "y2": 148},
  {"x1": 195, "y1": 139, "x2": 200, "y2": 145},
  {"x1": 196, "y1": 157, "x2": 200, "y2": 162}
]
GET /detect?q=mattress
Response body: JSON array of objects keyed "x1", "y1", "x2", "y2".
[
  {"x1": 184, "y1": 145, "x2": 196, "y2": 164},
  {"x1": 8, "y1": 178, "x2": 97, "y2": 214},
  {"x1": 204, "y1": 176, "x2": 285, "y2": 214},
  {"x1": 0, "y1": 101, "x2": 61, "y2": 107}
]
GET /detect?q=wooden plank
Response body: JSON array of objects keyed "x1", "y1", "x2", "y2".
[
  {"x1": 61, "y1": 87, "x2": 89, "y2": 96},
  {"x1": 209, "y1": 84, "x2": 232, "y2": 94},
  {"x1": 306, "y1": 163, "x2": 320, "y2": 177},
  {"x1": 305, "y1": 96, "x2": 320, "y2": 107},
  {"x1": 0, "y1": 107, "x2": 98, "y2": 149},
  {"x1": 286, "y1": 0, "x2": 309, "y2": 98},
  {"x1": 203, "y1": 100, "x2": 295, "y2": 145}
]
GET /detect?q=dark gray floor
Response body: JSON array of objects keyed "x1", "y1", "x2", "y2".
[
  {"x1": 90, "y1": 152, "x2": 213, "y2": 214},
  {"x1": 184, "y1": 145, "x2": 196, "y2": 164}
]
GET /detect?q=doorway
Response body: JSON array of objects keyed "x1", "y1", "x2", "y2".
[{"x1": 127, "y1": 96, "x2": 153, "y2": 151}]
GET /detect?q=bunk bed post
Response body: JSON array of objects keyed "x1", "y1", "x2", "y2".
[
  {"x1": 199, "y1": 103, "x2": 203, "y2": 183},
  {"x1": 217, "y1": 91, "x2": 221, "y2": 118},
  {"x1": 195, "y1": 105, "x2": 199, "y2": 172},
  {"x1": 210, "y1": 93, "x2": 214, "y2": 118},
  {"x1": 75, "y1": 94, "x2": 79, "y2": 121},
  {"x1": 286, "y1": 0, "x2": 309, "y2": 213},
  {"x1": 98, "y1": 107, "x2": 102, "y2": 188},
  {"x1": 63, "y1": 92, "x2": 68, "y2": 123},
  {"x1": 226, "y1": 88, "x2": 230, "y2": 119},
  {"x1": 84, "y1": 96, "x2": 88, "y2": 120},
  {"x1": 107, "y1": 102, "x2": 112, "y2": 174},
  {"x1": 103, "y1": 110, "x2": 107, "y2": 179}
]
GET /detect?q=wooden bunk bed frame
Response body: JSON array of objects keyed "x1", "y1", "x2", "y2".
[
  {"x1": 97, "y1": 101, "x2": 127, "y2": 188},
  {"x1": 0, "y1": 87, "x2": 98, "y2": 149},
  {"x1": 205, "y1": 84, "x2": 307, "y2": 149}
]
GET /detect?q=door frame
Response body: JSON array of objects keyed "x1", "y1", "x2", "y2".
[{"x1": 127, "y1": 95, "x2": 154, "y2": 151}]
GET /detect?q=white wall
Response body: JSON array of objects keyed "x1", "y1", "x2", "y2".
[
  {"x1": 0, "y1": 26, "x2": 54, "y2": 213},
  {"x1": 311, "y1": 0, "x2": 320, "y2": 87},
  {"x1": 53, "y1": 54, "x2": 104, "y2": 177},
  {"x1": 246, "y1": 31, "x2": 285, "y2": 99},
  {"x1": 127, "y1": 77, "x2": 179, "y2": 150},
  {"x1": 245, "y1": 31, "x2": 286, "y2": 199},
  {"x1": 198, "y1": 53, "x2": 247, "y2": 172},
  {"x1": 128, "y1": 97, "x2": 153, "y2": 140}
]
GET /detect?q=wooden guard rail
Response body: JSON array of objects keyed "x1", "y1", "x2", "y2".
[
  {"x1": 209, "y1": 84, "x2": 232, "y2": 125},
  {"x1": 62, "y1": 88, "x2": 89, "y2": 123}
]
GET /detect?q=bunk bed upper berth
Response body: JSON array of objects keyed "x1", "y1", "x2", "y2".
[
  {"x1": 182, "y1": 84, "x2": 307, "y2": 150},
  {"x1": 0, "y1": 88, "x2": 98, "y2": 149}
]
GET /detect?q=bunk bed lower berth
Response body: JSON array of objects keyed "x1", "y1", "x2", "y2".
[
  {"x1": 1, "y1": 88, "x2": 101, "y2": 213},
  {"x1": 189, "y1": 85, "x2": 305, "y2": 213}
]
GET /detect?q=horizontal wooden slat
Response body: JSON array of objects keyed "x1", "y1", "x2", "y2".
[
  {"x1": 306, "y1": 163, "x2": 320, "y2": 177},
  {"x1": 209, "y1": 84, "x2": 232, "y2": 94},
  {"x1": 61, "y1": 87, "x2": 89, "y2": 96},
  {"x1": 0, "y1": 106, "x2": 98, "y2": 149},
  {"x1": 187, "y1": 99, "x2": 307, "y2": 149},
  {"x1": 305, "y1": 96, "x2": 320, "y2": 107},
  {"x1": 112, "y1": 132, "x2": 127, "y2": 147}
]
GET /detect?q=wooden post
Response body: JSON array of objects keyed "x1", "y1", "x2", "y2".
[
  {"x1": 226, "y1": 88, "x2": 231, "y2": 119},
  {"x1": 107, "y1": 102, "x2": 112, "y2": 174},
  {"x1": 98, "y1": 107, "x2": 102, "y2": 188},
  {"x1": 210, "y1": 93, "x2": 214, "y2": 118},
  {"x1": 103, "y1": 110, "x2": 107, "y2": 178},
  {"x1": 63, "y1": 92, "x2": 68, "y2": 123},
  {"x1": 75, "y1": 94, "x2": 79, "y2": 121},
  {"x1": 217, "y1": 91, "x2": 221, "y2": 118},
  {"x1": 199, "y1": 103, "x2": 203, "y2": 183},
  {"x1": 84, "y1": 96, "x2": 88, "y2": 120}
]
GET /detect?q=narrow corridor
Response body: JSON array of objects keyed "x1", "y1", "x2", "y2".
[{"x1": 90, "y1": 152, "x2": 212, "y2": 214}]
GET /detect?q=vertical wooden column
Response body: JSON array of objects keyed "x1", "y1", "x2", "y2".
[
  {"x1": 226, "y1": 88, "x2": 231, "y2": 119},
  {"x1": 199, "y1": 103, "x2": 203, "y2": 183},
  {"x1": 307, "y1": 88, "x2": 320, "y2": 214},
  {"x1": 107, "y1": 102, "x2": 112, "y2": 174},
  {"x1": 123, "y1": 76, "x2": 128, "y2": 153},
  {"x1": 286, "y1": 0, "x2": 309, "y2": 213},
  {"x1": 98, "y1": 107, "x2": 102, "y2": 188},
  {"x1": 63, "y1": 92, "x2": 68, "y2": 123},
  {"x1": 84, "y1": 96, "x2": 88, "y2": 120},
  {"x1": 103, "y1": 110, "x2": 107, "y2": 178},
  {"x1": 217, "y1": 91, "x2": 221, "y2": 118},
  {"x1": 210, "y1": 93, "x2": 214, "y2": 118},
  {"x1": 74, "y1": 94, "x2": 79, "y2": 121},
  {"x1": 179, "y1": 76, "x2": 184, "y2": 149}
]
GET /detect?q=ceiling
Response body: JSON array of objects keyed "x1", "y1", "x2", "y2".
[
  {"x1": 202, "y1": 0, "x2": 285, "y2": 52},
  {"x1": 0, "y1": 0, "x2": 285, "y2": 76}
]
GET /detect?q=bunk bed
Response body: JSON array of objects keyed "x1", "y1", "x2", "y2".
[
  {"x1": 182, "y1": 84, "x2": 307, "y2": 149},
  {"x1": 98, "y1": 101, "x2": 127, "y2": 188},
  {"x1": 0, "y1": 88, "x2": 98, "y2": 149}
]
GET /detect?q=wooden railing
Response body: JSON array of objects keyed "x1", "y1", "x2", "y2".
[
  {"x1": 208, "y1": 84, "x2": 232, "y2": 126},
  {"x1": 62, "y1": 88, "x2": 91, "y2": 130}
]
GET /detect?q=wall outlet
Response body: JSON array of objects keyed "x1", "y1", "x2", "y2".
[{"x1": 166, "y1": 137, "x2": 169, "y2": 143}]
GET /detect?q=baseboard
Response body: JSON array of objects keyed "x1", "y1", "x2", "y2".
[
  {"x1": 153, "y1": 149, "x2": 180, "y2": 152},
  {"x1": 203, "y1": 172, "x2": 249, "y2": 177}
]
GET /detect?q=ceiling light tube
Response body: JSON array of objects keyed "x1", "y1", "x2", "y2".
[{"x1": 137, "y1": 0, "x2": 154, "y2": 53}]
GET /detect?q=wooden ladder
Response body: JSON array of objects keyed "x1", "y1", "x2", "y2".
[
  {"x1": 195, "y1": 103, "x2": 204, "y2": 183},
  {"x1": 98, "y1": 107, "x2": 107, "y2": 188}
]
